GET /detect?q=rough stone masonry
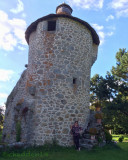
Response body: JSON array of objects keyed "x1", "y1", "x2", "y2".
[{"x1": 2, "y1": 3, "x2": 100, "y2": 146}]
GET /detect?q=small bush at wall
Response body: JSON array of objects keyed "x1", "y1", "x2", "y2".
[
  {"x1": 52, "y1": 138, "x2": 58, "y2": 146},
  {"x1": 118, "y1": 136, "x2": 124, "y2": 142},
  {"x1": 16, "y1": 121, "x2": 21, "y2": 142},
  {"x1": 97, "y1": 136, "x2": 103, "y2": 143}
]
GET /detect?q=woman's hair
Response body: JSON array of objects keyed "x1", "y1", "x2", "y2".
[{"x1": 75, "y1": 121, "x2": 78, "y2": 123}]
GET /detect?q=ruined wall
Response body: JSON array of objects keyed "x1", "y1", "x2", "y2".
[{"x1": 3, "y1": 17, "x2": 98, "y2": 146}]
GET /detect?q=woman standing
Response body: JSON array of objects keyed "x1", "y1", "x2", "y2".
[{"x1": 71, "y1": 121, "x2": 83, "y2": 151}]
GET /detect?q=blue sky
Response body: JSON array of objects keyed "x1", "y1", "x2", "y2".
[{"x1": 0, "y1": 0, "x2": 128, "y2": 107}]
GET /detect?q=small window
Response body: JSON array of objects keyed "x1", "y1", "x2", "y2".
[
  {"x1": 48, "y1": 20, "x2": 56, "y2": 31},
  {"x1": 73, "y1": 78, "x2": 77, "y2": 84}
]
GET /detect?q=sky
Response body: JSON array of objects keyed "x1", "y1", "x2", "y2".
[{"x1": 0, "y1": 0, "x2": 128, "y2": 108}]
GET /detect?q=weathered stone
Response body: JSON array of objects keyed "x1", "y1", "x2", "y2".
[
  {"x1": 40, "y1": 89, "x2": 47, "y2": 95},
  {"x1": 71, "y1": 114, "x2": 76, "y2": 117},
  {"x1": 37, "y1": 70, "x2": 43, "y2": 74},
  {"x1": 58, "y1": 117, "x2": 63, "y2": 121},
  {"x1": 53, "y1": 69, "x2": 61, "y2": 74},
  {"x1": 49, "y1": 73, "x2": 55, "y2": 78},
  {"x1": 28, "y1": 86, "x2": 36, "y2": 96},
  {"x1": 61, "y1": 99, "x2": 67, "y2": 105},
  {"x1": 65, "y1": 114, "x2": 69, "y2": 118},
  {"x1": 45, "y1": 130, "x2": 52, "y2": 134},
  {"x1": 62, "y1": 128, "x2": 69, "y2": 134},
  {"x1": 56, "y1": 74, "x2": 65, "y2": 79},
  {"x1": 55, "y1": 93, "x2": 64, "y2": 99},
  {"x1": 75, "y1": 110, "x2": 78, "y2": 114}
]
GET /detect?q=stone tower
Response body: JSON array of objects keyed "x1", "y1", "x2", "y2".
[{"x1": 2, "y1": 3, "x2": 99, "y2": 146}]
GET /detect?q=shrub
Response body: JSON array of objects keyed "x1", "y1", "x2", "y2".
[
  {"x1": 89, "y1": 105, "x2": 95, "y2": 110},
  {"x1": 52, "y1": 138, "x2": 58, "y2": 146},
  {"x1": 104, "y1": 130, "x2": 112, "y2": 143},
  {"x1": 97, "y1": 136, "x2": 103, "y2": 143},
  {"x1": 89, "y1": 128, "x2": 97, "y2": 135},
  {"x1": 118, "y1": 136, "x2": 124, "y2": 142}
]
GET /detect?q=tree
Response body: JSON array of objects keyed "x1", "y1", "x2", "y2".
[
  {"x1": 111, "y1": 48, "x2": 128, "y2": 82},
  {"x1": 90, "y1": 74, "x2": 111, "y2": 102},
  {"x1": 0, "y1": 106, "x2": 4, "y2": 132},
  {"x1": 90, "y1": 49, "x2": 128, "y2": 134}
]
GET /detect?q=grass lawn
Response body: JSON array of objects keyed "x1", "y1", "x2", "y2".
[
  {"x1": 112, "y1": 134, "x2": 128, "y2": 142},
  {"x1": 0, "y1": 143, "x2": 128, "y2": 160}
]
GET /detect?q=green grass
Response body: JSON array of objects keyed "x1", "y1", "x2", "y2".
[
  {"x1": 112, "y1": 134, "x2": 128, "y2": 142},
  {"x1": 0, "y1": 143, "x2": 128, "y2": 160}
]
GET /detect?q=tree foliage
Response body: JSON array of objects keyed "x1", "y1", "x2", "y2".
[
  {"x1": 90, "y1": 48, "x2": 128, "y2": 134},
  {"x1": 111, "y1": 48, "x2": 128, "y2": 81},
  {"x1": 90, "y1": 74, "x2": 111, "y2": 102},
  {"x1": 0, "y1": 107, "x2": 4, "y2": 132}
]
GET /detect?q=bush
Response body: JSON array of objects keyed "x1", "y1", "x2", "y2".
[
  {"x1": 97, "y1": 136, "x2": 103, "y2": 143},
  {"x1": 104, "y1": 130, "x2": 112, "y2": 143},
  {"x1": 118, "y1": 136, "x2": 124, "y2": 142}
]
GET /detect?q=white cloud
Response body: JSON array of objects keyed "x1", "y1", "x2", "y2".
[
  {"x1": 108, "y1": 0, "x2": 128, "y2": 17},
  {"x1": 106, "y1": 26, "x2": 116, "y2": 30},
  {"x1": 8, "y1": 18, "x2": 27, "y2": 45},
  {"x1": 92, "y1": 24, "x2": 104, "y2": 30},
  {"x1": 22, "y1": 13, "x2": 26, "y2": 18},
  {"x1": 0, "y1": 93, "x2": 8, "y2": 99},
  {"x1": 116, "y1": 8, "x2": 128, "y2": 17},
  {"x1": 66, "y1": 0, "x2": 104, "y2": 9},
  {"x1": 107, "y1": 32, "x2": 114, "y2": 36},
  {"x1": 106, "y1": 15, "x2": 114, "y2": 21},
  {"x1": 0, "y1": 10, "x2": 27, "y2": 51},
  {"x1": 92, "y1": 24, "x2": 105, "y2": 45},
  {"x1": 18, "y1": 45, "x2": 26, "y2": 50},
  {"x1": 10, "y1": 0, "x2": 24, "y2": 14},
  {"x1": 109, "y1": 0, "x2": 128, "y2": 9},
  {"x1": 0, "y1": 104, "x2": 6, "y2": 113},
  {"x1": 0, "y1": 69, "x2": 14, "y2": 82},
  {"x1": 92, "y1": 24, "x2": 114, "y2": 45}
]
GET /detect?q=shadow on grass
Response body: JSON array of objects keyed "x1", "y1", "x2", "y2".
[
  {"x1": 1, "y1": 143, "x2": 128, "y2": 160},
  {"x1": 0, "y1": 142, "x2": 121, "y2": 155}
]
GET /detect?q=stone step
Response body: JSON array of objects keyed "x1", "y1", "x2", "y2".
[
  {"x1": 82, "y1": 133, "x2": 90, "y2": 139},
  {"x1": 80, "y1": 143, "x2": 93, "y2": 149},
  {"x1": 80, "y1": 139, "x2": 97, "y2": 145}
]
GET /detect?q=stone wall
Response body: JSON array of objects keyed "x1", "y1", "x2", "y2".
[{"x1": 2, "y1": 17, "x2": 98, "y2": 146}]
